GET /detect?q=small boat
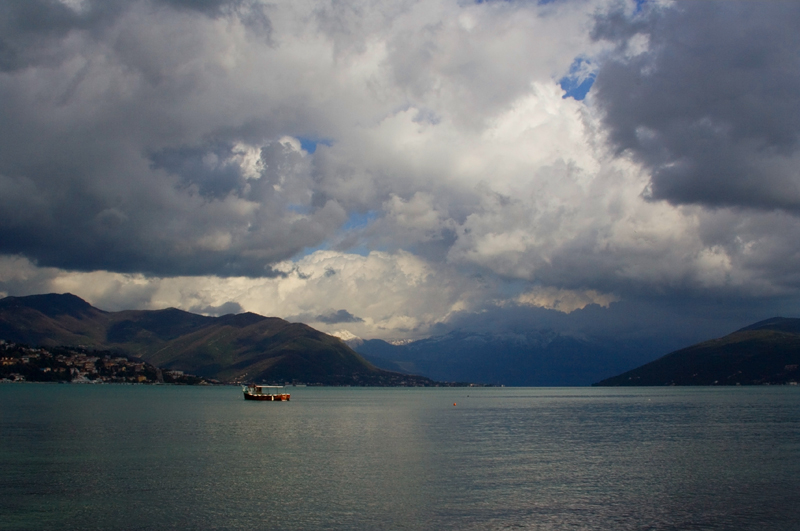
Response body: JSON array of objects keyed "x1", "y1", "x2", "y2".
[{"x1": 242, "y1": 384, "x2": 290, "y2": 401}]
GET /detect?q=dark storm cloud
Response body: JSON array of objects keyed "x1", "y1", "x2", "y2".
[
  {"x1": 592, "y1": 2, "x2": 800, "y2": 211},
  {"x1": 0, "y1": 0, "x2": 262, "y2": 71},
  {"x1": 160, "y1": 0, "x2": 244, "y2": 15},
  {"x1": 150, "y1": 144, "x2": 249, "y2": 200},
  {"x1": 0, "y1": 0, "x2": 97, "y2": 71},
  {"x1": 316, "y1": 309, "x2": 364, "y2": 324},
  {"x1": 442, "y1": 293, "x2": 800, "y2": 359},
  {"x1": 0, "y1": 0, "x2": 334, "y2": 278},
  {"x1": 0, "y1": 131, "x2": 328, "y2": 277}
]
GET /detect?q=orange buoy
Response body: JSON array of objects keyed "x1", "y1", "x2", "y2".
[{"x1": 453, "y1": 402, "x2": 456, "y2": 406}]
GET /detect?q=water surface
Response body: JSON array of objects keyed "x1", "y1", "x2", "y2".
[{"x1": 2, "y1": 385, "x2": 799, "y2": 530}]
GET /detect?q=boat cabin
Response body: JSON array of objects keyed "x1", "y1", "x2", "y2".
[{"x1": 242, "y1": 384, "x2": 290, "y2": 401}]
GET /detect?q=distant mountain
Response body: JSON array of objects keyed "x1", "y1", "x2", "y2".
[
  {"x1": 594, "y1": 317, "x2": 800, "y2": 386},
  {"x1": 0, "y1": 294, "x2": 441, "y2": 386},
  {"x1": 355, "y1": 329, "x2": 651, "y2": 386}
]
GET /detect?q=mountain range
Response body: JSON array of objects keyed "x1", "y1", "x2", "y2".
[
  {"x1": 0, "y1": 293, "x2": 439, "y2": 386},
  {"x1": 351, "y1": 329, "x2": 652, "y2": 386},
  {"x1": 3, "y1": 293, "x2": 798, "y2": 386}
]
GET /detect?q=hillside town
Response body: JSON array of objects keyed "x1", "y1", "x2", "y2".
[{"x1": 0, "y1": 341, "x2": 215, "y2": 385}]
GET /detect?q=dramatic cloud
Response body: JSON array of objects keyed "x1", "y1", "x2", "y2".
[
  {"x1": 1, "y1": 0, "x2": 800, "y2": 342},
  {"x1": 592, "y1": 1, "x2": 800, "y2": 211}
]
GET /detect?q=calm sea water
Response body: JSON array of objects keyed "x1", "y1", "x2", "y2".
[{"x1": 1, "y1": 385, "x2": 799, "y2": 530}]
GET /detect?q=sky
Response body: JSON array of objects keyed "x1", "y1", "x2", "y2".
[{"x1": 1, "y1": 0, "x2": 799, "y2": 348}]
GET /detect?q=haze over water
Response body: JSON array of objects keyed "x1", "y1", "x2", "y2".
[{"x1": 2, "y1": 385, "x2": 799, "y2": 530}]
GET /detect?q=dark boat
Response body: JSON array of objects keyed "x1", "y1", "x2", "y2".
[{"x1": 242, "y1": 384, "x2": 290, "y2": 401}]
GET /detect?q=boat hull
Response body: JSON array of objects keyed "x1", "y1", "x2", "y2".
[{"x1": 243, "y1": 392, "x2": 290, "y2": 401}]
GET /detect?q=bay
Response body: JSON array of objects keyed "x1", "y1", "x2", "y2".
[{"x1": 1, "y1": 385, "x2": 799, "y2": 530}]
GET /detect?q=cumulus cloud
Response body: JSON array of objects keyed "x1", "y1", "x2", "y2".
[
  {"x1": 1, "y1": 0, "x2": 800, "y2": 342},
  {"x1": 0, "y1": 1, "x2": 329, "y2": 276},
  {"x1": 515, "y1": 287, "x2": 619, "y2": 314},
  {"x1": 0, "y1": 0, "x2": 602, "y2": 274},
  {"x1": 0, "y1": 251, "x2": 487, "y2": 338}
]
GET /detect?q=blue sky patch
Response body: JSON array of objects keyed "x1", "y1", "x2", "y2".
[
  {"x1": 342, "y1": 210, "x2": 378, "y2": 230},
  {"x1": 559, "y1": 56, "x2": 596, "y2": 100},
  {"x1": 298, "y1": 137, "x2": 332, "y2": 154},
  {"x1": 287, "y1": 204, "x2": 312, "y2": 215},
  {"x1": 294, "y1": 210, "x2": 378, "y2": 260}
]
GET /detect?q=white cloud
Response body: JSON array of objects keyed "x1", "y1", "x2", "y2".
[
  {"x1": 0, "y1": 251, "x2": 488, "y2": 339},
  {"x1": 515, "y1": 287, "x2": 619, "y2": 314}
]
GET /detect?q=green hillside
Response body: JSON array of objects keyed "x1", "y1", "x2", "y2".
[
  {"x1": 0, "y1": 293, "x2": 440, "y2": 386},
  {"x1": 594, "y1": 317, "x2": 800, "y2": 386},
  {"x1": 0, "y1": 293, "x2": 110, "y2": 346}
]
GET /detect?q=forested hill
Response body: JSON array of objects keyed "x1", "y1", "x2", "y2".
[{"x1": 594, "y1": 317, "x2": 800, "y2": 386}]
